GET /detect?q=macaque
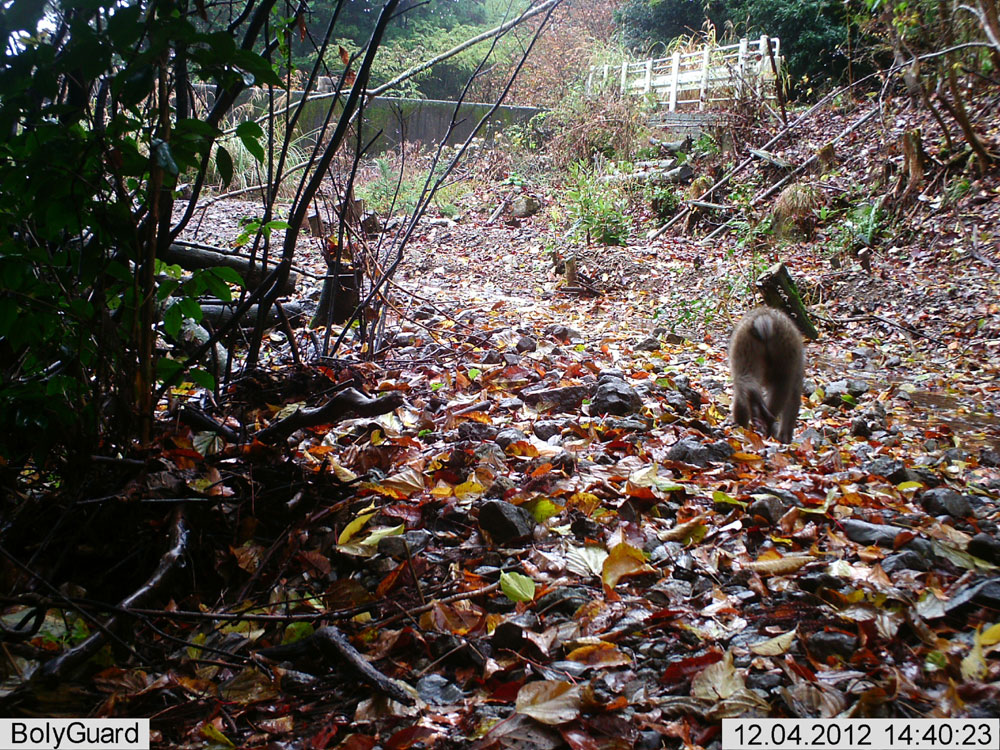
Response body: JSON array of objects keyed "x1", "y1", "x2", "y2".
[{"x1": 729, "y1": 306, "x2": 804, "y2": 443}]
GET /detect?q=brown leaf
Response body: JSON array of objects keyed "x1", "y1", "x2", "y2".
[{"x1": 515, "y1": 680, "x2": 581, "y2": 725}]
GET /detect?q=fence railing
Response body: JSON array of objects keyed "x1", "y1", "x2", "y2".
[{"x1": 586, "y1": 36, "x2": 782, "y2": 112}]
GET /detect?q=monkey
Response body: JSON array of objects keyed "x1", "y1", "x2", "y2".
[{"x1": 729, "y1": 306, "x2": 804, "y2": 443}]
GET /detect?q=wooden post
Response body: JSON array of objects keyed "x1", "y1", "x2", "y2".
[
  {"x1": 699, "y1": 46, "x2": 710, "y2": 111},
  {"x1": 668, "y1": 51, "x2": 680, "y2": 112},
  {"x1": 620, "y1": 60, "x2": 629, "y2": 94},
  {"x1": 737, "y1": 38, "x2": 748, "y2": 98},
  {"x1": 644, "y1": 59, "x2": 653, "y2": 94},
  {"x1": 757, "y1": 35, "x2": 768, "y2": 97}
]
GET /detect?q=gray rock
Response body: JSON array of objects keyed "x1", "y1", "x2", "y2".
[
  {"x1": 666, "y1": 436, "x2": 733, "y2": 467},
  {"x1": 520, "y1": 384, "x2": 591, "y2": 413},
  {"x1": 510, "y1": 194, "x2": 542, "y2": 218},
  {"x1": 458, "y1": 421, "x2": 499, "y2": 442},
  {"x1": 841, "y1": 519, "x2": 903, "y2": 546},
  {"x1": 920, "y1": 487, "x2": 973, "y2": 518},
  {"x1": 378, "y1": 530, "x2": 433, "y2": 560},
  {"x1": 881, "y1": 550, "x2": 929, "y2": 573},
  {"x1": 478, "y1": 500, "x2": 534, "y2": 544},
  {"x1": 485, "y1": 476, "x2": 516, "y2": 500},
  {"x1": 543, "y1": 324, "x2": 582, "y2": 342},
  {"x1": 807, "y1": 631, "x2": 857, "y2": 661},
  {"x1": 968, "y1": 533, "x2": 1000, "y2": 564},
  {"x1": 417, "y1": 674, "x2": 464, "y2": 705},
  {"x1": 943, "y1": 578, "x2": 1000, "y2": 614},
  {"x1": 536, "y1": 587, "x2": 591, "y2": 615},
  {"x1": 516, "y1": 335, "x2": 537, "y2": 353},
  {"x1": 748, "y1": 495, "x2": 787, "y2": 525},
  {"x1": 532, "y1": 419, "x2": 565, "y2": 441},
  {"x1": 592, "y1": 378, "x2": 642, "y2": 415},
  {"x1": 636, "y1": 336, "x2": 661, "y2": 351},
  {"x1": 495, "y1": 427, "x2": 528, "y2": 449},
  {"x1": 981, "y1": 449, "x2": 1000, "y2": 468}
]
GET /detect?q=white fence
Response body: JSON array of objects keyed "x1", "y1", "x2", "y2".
[{"x1": 586, "y1": 36, "x2": 782, "y2": 112}]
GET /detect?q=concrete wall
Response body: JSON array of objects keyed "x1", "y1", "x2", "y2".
[{"x1": 294, "y1": 94, "x2": 546, "y2": 153}]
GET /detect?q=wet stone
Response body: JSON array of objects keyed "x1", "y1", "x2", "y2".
[
  {"x1": 478, "y1": 500, "x2": 534, "y2": 544},
  {"x1": 807, "y1": 631, "x2": 857, "y2": 661},
  {"x1": 881, "y1": 550, "x2": 929, "y2": 573},
  {"x1": 748, "y1": 495, "x2": 787, "y2": 525},
  {"x1": 536, "y1": 586, "x2": 591, "y2": 616},
  {"x1": 920, "y1": 487, "x2": 973, "y2": 518},
  {"x1": 378, "y1": 530, "x2": 433, "y2": 560},
  {"x1": 458, "y1": 421, "x2": 499, "y2": 442},
  {"x1": 417, "y1": 674, "x2": 464, "y2": 705},
  {"x1": 968, "y1": 533, "x2": 1000, "y2": 564},
  {"x1": 520, "y1": 384, "x2": 591, "y2": 413},
  {"x1": 516, "y1": 335, "x2": 537, "y2": 353},
  {"x1": 532, "y1": 419, "x2": 565, "y2": 441},
  {"x1": 494, "y1": 427, "x2": 528, "y2": 449},
  {"x1": 666, "y1": 436, "x2": 733, "y2": 467}
]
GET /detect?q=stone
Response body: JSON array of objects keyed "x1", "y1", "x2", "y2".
[
  {"x1": 417, "y1": 674, "x2": 464, "y2": 705},
  {"x1": 515, "y1": 335, "x2": 537, "y2": 353},
  {"x1": 666, "y1": 436, "x2": 733, "y2": 467},
  {"x1": 747, "y1": 495, "x2": 787, "y2": 525},
  {"x1": 510, "y1": 194, "x2": 542, "y2": 218},
  {"x1": 636, "y1": 336, "x2": 661, "y2": 351},
  {"x1": 592, "y1": 378, "x2": 642, "y2": 415},
  {"x1": 841, "y1": 519, "x2": 902, "y2": 547},
  {"x1": 458, "y1": 421, "x2": 499, "y2": 442},
  {"x1": 943, "y1": 578, "x2": 1000, "y2": 614},
  {"x1": 495, "y1": 427, "x2": 529, "y2": 450},
  {"x1": 807, "y1": 631, "x2": 857, "y2": 661},
  {"x1": 520, "y1": 384, "x2": 591, "y2": 413},
  {"x1": 920, "y1": 487, "x2": 973, "y2": 518},
  {"x1": 968, "y1": 533, "x2": 1000, "y2": 564},
  {"x1": 532, "y1": 419, "x2": 566, "y2": 441},
  {"x1": 378, "y1": 530, "x2": 433, "y2": 560},
  {"x1": 478, "y1": 500, "x2": 534, "y2": 544},
  {"x1": 881, "y1": 550, "x2": 929, "y2": 573}
]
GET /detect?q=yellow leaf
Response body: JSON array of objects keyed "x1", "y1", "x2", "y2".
[
  {"x1": 566, "y1": 642, "x2": 632, "y2": 668},
  {"x1": 602, "y1": 543, "x2": 651, "y2": 588},
  {"x1": 743, "y1": 554, "x2": 813, "y2": 576},
  {"x1": 454, "y1": 480, "x2": 484, "y2": 499},
  {"x1": 338, "y1": 511, "x2": 376, "y2": 545},
  {"x1": 981, "y1": 623, "x2": 1000, "y2": 646},
  {"x1": 750, "y1": 627, "x2": 798, "y2": 656}
]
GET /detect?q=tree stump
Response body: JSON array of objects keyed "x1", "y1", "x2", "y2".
[{"x1": 754, "y1": 262, "x2": 818, "y2": 339}]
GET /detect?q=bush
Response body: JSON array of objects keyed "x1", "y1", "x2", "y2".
[{"x1": 564, "y1": 162, "x2": 633, "y2": 246}]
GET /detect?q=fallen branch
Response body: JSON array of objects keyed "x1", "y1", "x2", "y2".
[
  {"x1": 255, "y1": 387, "x2": 404, "y2": 443},
  {"x1": 258, "y1": 625, "x2": 414, "y2": 705},
  {"x1": 35, "y1": 508, "x2": 189, "y2": 683}
]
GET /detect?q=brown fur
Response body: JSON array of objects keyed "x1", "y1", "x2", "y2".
[{"x1": 729, "y1": 307, "x2": 804, "y2": 443}]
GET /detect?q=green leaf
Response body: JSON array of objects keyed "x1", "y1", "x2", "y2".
[
  {"x1": 467, "y1": 368, "x2": 481, "y2": 380},
  {"x1": 163, "y1": 302, "x2": 183, "y2": 338},
  {"x1": 527, "y1": 498, "x2": 561, "y2": 522},
  {"x1": 282, "y1": 622, "x2": 315, "y2": 645},
  {"x1": 236, "y1": 121, "x2": 265, "y2": 163},
  {"x1": 215, "y1": 145, "x2": 234, "y2": 187},
  {"x1": 500, "y1": 571, "x2": 535, "y2": 602},
  {"x1": 187, "y1": 368, "x2": 216, "y2": 391}
]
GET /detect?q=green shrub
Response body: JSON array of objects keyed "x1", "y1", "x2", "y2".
[{"x1": 564, "y1": 162, "x2": 632, "y2": 246}]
